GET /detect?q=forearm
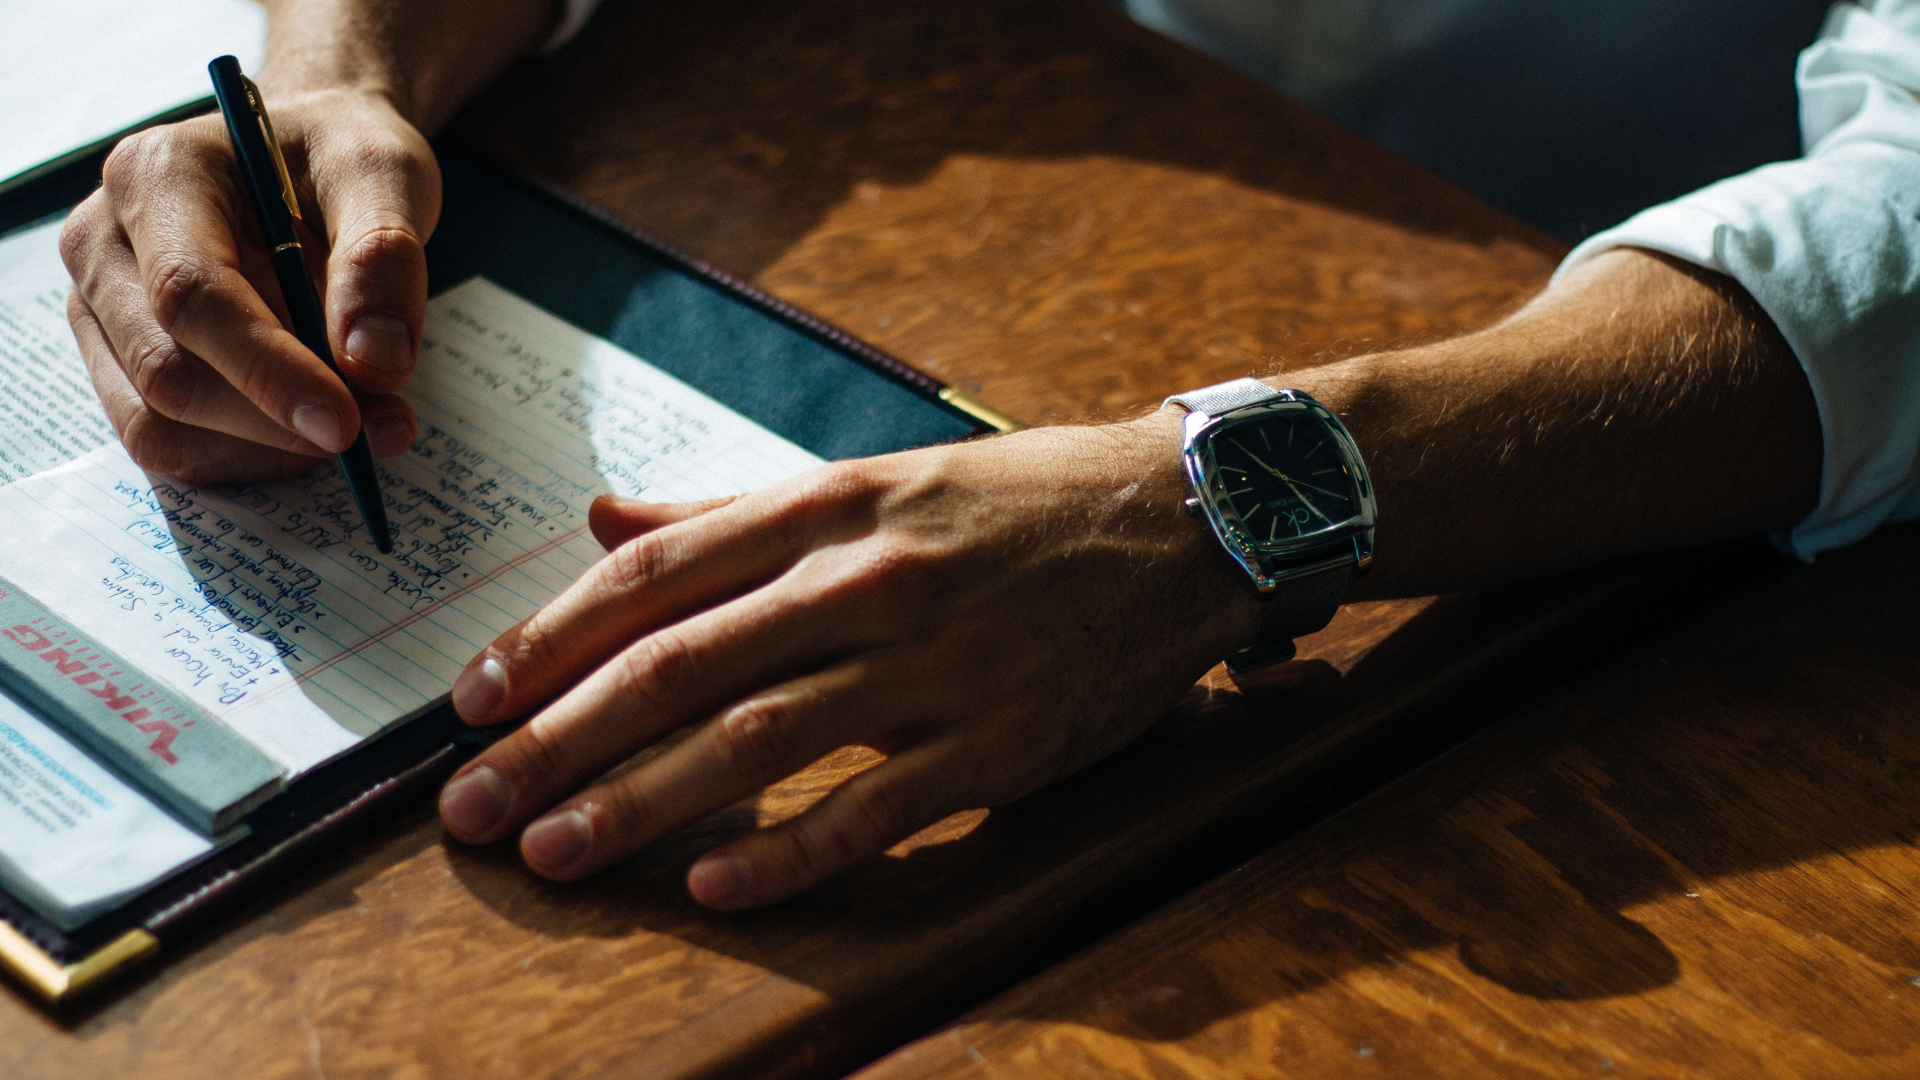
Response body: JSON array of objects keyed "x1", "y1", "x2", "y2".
[
  {"x1": 423, "y1": 246, "x2": 1820, "y2": 906},
  {"x1": 1110, "y1": 246, "x2": 1820, "y2": 611},
  {"x1": 259, "y1": 0, "x2": 557, "y2": 132},
  {"x1": 1290, "y1": 247, "x2": 1821, "y2": 597}
]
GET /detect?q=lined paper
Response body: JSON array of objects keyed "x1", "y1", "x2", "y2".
[
  {"x1": 0, "y1": 221, "x2": 826, "y2": 925},
  {"x1": 0, "y1": 277, "x2": 825, "y2": 777}
]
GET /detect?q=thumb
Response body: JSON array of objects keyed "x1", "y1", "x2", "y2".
[
  {"x1": 589, "y1": 494, "x2": 741, "y2": 550},
  {"x1": 317, "y1": 129, "x2": 442, "y2": 395}
]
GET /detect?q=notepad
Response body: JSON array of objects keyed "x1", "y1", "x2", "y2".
[{"x1": 0, "y1": 218, "x2": 826, "y2": 926}]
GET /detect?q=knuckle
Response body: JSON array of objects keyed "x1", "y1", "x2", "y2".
[
  {"x1": 612, "y1": 630, "x2": 698, "y2": 719},
  {"x1": 101, "y1": 121, "x2": 218, "y2": 199},
  {"x1": 606, "y1": 531, "x2": 672, "y2": 592},
  {"x1": 334, "y1": 222, "x2": 425, "y2": 277},
  {"x1": 146, "y1": 252, "x2": 221, "y2": 331},
  {"x1": 346, "y1": 128, "x2": 427, "y2": 180},
  {"x1": 124, "y1": 333, "x2": 199, "y2": 418},
  {"x1": 513, "y1": 717, "x2": 575, "y2": 790},
  {"x1": 792, "y1": 460, "x2": 878, "y2": 510},
  {"x1": 759, "y1": 791, "x2": 899, "y2": 894},
  {"x1": 714, "y1": 696, "x2": 797, "y2": 777},
  {"x1": 806, "y1": 540, "x2": 936, "y2": 626},
  {"x1": 100, "y1": 130, "x2": 157, "y2": 195},
  {"x1": 57, "y1": 202, "x2": 102, "y2": 275},
  {"x1": 752, "y1": 461, "x2": 871, "y2": 535},
  {"x1": 593, "y1": 781, "x2": 656, "y2": 838},
  {"x1": 850, "y1": 540, "x2": 928, "y2": 591},
  {"x1": 768, "y1": 824, "x2": 827, "y2": 888},
  {"x1": 507, "y1": 609, "x2": 568, "y2": 676},
  {"x1": 117, "y1": 409, "x2": 186, "y2": 477},
  {"x1": 843, "y1": 780, "x2": 910, "y2": 849}
]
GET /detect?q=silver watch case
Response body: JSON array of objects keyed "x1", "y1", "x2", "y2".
[{"x1": 1179, "y1": 391, "x2": 1377, "y2": 593}]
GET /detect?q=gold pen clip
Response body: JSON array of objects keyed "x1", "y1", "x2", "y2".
[{"x1": 241, "y1": 75, "x2": 302, "y2": 223}]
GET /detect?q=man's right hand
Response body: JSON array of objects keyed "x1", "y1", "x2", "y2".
[{"x1": 59, "y1": 87, "x2": 439, "y2": 483}]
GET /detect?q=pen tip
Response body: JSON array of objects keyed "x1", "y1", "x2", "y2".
[{"x1": 376, "y1": 540, "x2": 394, "y2": 555}]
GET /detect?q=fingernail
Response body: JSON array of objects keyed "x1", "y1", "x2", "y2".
[
  {"x1": 345, "y1": 313, "x2": 412, "y2": 373},
  {"x1": 689, "y1": 854, "x2": 751, "y2": 908},
  {"x1": 523, "y1": 809, "x2": 591, "y2": 874},
  {"x1": 440, "y1": 765, "x2": 512, "y2": 838},
  {"x1": 291, "y1": 403, "x2": 343, "y2": 452},
  {"x1": 452, "y1": 657, "x2": 507, "y2": 720}
]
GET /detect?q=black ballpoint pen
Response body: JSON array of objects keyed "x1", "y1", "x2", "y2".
[{"x1": 207, "y1": 54, "x2": 394, "y2": 554}]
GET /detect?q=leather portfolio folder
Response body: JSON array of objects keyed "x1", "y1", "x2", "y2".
[{"x1": 0, "y1": 140, "x2": 1007, "y2": 1006}]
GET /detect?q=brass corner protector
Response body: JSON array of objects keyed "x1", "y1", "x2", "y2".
[
  {"x1": 938, "y1": 387, "x2": 1024, "y2": 433},
  {"x1": 0, "y1": 921, "x2": 158, "y2": 1005}
]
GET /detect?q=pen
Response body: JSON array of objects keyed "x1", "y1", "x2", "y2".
[{"x1": 206, "y1": 54, "x2": 394, "y2": 554}]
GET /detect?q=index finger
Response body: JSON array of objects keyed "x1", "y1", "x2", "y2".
[
  {"x1": 449, "y1": 492, "x2": 815, "y2": 725},
  {"x1": 106, "y1": 128, "x2": 362, "y2": 453}
]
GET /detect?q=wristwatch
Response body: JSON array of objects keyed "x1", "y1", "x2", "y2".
[{"x1": 1167, "y1": 377, "x2": 1376, "y2": 672}]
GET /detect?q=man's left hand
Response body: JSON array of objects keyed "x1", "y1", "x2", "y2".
[{"x1": 436, "y1": 413, "x2": 1257, "y2": 909}]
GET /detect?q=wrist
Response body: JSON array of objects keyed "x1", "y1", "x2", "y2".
[
  {"x1": 1108, "y1": 406, "x2": 1270, "y2": 659},
  {"x1": 257, "y1": 0, "x2": 556, "y2": 135},
  {"x1": 1171, "y1": 377, "x2": 1379, "y2": 663},
  {"x1": 245, "y1": 81, "x2": 414, "y2": 132}
]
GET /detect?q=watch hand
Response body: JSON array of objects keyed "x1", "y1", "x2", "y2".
[
  {"x1": 1229, "y1": 439, "x2": 1289, "y2": 480},
  {"x1": 1229, "y1": 437, "x2": 1340, "y2": 516},
  {"x1": 1272, "y1": 473, "x2": 1345, "y2": 499},
  {"x1": 1274, "y1": 472, "x2": 1332, "y2": 523}
]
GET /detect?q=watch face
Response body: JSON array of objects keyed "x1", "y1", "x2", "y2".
[{"x1": 1203, "y1": 407, "x2": 1365, "y2": 550}]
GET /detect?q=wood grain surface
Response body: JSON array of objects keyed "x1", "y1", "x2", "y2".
[
  {"x1": 460, "y1": 0, "x2": 1560, "y2": 420},
  {"x1": 0, "y1": 2, "x2": 1653, "y2": 1078},
  {"x1": 860, "y1": 524, "x2": 1920, "y2": 1080}
]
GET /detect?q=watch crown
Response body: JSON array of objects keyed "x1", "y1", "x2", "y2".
[{"x1": 1183, "y1": 497, "x2": 1202, "y2": 517}]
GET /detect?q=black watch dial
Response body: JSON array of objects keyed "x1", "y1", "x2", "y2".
[{"x1": 1208, "y1": 412, "x2": 1361, "y2": 547}]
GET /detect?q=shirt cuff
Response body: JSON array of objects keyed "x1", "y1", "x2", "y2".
[{"x1": 1553, "y1": 140, "x2": 1920, "y2": 561}]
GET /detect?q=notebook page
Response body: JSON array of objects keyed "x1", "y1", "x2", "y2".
[{"x1": 0, "y1": 277, "x2": 826, "y2": 777}]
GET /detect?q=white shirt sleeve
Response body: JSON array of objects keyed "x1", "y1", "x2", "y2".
[
  {"x1": 537, "y1": 0, "x2": 604, "y2": 54},
  {"x1": 1554, "y1": 0, "x2": 1920, "y2": 559}
]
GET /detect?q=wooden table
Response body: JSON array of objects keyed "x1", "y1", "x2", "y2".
[
  {"x1": 859, "y1": 526, "x2": 1920, "y2": 1079},
  {"x1": 0, "y1": 1, "x2": 1713, "y2": 1077}
]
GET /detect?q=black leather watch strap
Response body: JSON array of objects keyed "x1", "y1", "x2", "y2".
[{"x1": 1226, "y1": 561, "x2": 1351, "y2": 673}]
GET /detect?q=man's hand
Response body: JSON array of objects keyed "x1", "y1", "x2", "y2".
[
  {"x1": 437, "y1": 415, "x2": 1263, "y2": 910},
  {"x1": 60, "y1": 91, "x2": 438, "y2": 482},
  {"x1": 57, "y1": 0, "x2": 559, "y2": 483},
  {"x1": 435, "y1": 248, "x2": 1822, "y2": 910}
]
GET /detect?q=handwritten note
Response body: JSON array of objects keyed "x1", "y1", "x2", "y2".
[{"x1": 0, "y1": 277, "x2": 825, "y2": 776}]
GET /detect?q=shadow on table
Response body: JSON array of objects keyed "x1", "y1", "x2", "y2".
[
  {"x1": 430, "y1": 530, "x2": 1920, "y2": 1047},
  {"x1": 965, "y1": 523, "x2": 1920, "y2": 1045},
  {"x1": 454, "y1": 0, "x2": 1561, "y2": 284},
  {"x1": 416, "y1": 539, "x2": 1820, "y2": 1063}
]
